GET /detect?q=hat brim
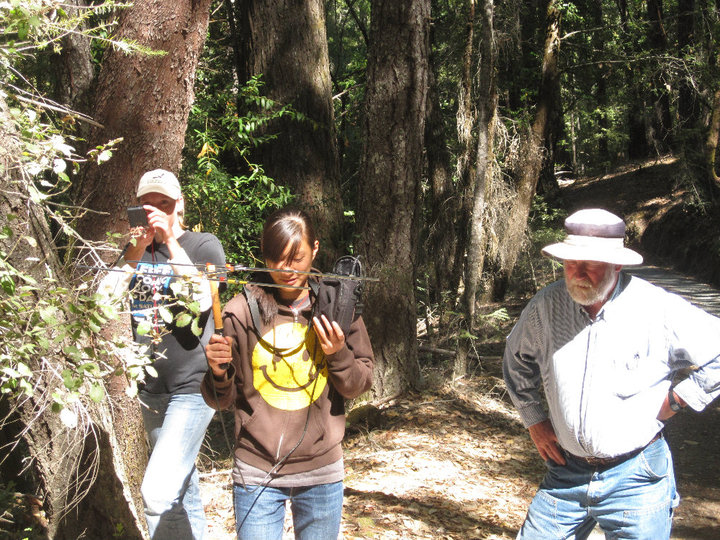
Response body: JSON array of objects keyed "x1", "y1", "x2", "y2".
[
  {"x1": 136, "y1": 185, "x2": 182, "y2": 200},
  {"x1": 541, "y1": 242, "x2": 643, "y2": 266}
]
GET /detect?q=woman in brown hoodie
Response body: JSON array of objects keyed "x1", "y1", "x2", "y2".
[{"x1": 202, "y1": 208, "x2": 374, "y2": 540}]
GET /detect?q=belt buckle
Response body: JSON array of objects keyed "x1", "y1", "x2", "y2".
[{"x1": 582, "y1": 455, "x2": 617, "y2": 466}]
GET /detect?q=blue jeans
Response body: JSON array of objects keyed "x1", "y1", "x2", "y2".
[
  {"x1": 518, "y1": 436, "x2": 679, "y2": 539},
  {"x1": 140, "y1": 391, "x2": 215, "y2": 540},
  {"x1": 233, "y1": 481, "x2": 343, "y2": 540}
]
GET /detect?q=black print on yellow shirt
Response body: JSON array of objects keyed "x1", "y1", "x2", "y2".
[{"x1": 252, "y1": 321, "x2": 328, "y2": 411}]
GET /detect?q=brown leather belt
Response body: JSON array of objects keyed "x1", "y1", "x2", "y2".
[{"x1": 568, "y1": 432, "x2": 662, "y2": 467}]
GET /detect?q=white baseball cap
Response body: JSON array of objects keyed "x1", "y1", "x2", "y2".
[{"x1": 136, "y1": 169, "x2": 182, "y2": 200}]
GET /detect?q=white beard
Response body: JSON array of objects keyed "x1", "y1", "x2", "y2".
[{"x1": 566, "y1": 266, "x2": 617, "y2": 306}]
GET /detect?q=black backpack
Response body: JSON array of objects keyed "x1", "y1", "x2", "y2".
[
  {"x1": 244, "y1": 256, "x2": 365, "y2": 346},
  {"x1": 312, "y1": 255, "x2": 365, "y2": 335}
]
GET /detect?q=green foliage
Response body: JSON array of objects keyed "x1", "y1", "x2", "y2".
[
  {"x1": 325, "y1": 0, "x2": 369, "y2": 196},
  {"x1": 0, "y1": 229, "x2": 153, "y2": 422},
  {"x1": 528, "y1": 196, "x2": 566, "y2": 252},
  {"x1": 0, "y1": 1, "x2": 175, "y2": 423},
  {"x1": 182, "y1": 71, "x2": 294, "y2": 269}
]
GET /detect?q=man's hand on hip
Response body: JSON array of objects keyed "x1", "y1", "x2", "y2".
[{"x1": 528, "y1": 419, "x2": 566, "y2": 465}]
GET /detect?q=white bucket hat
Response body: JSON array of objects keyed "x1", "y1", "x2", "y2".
[
  {"x1": 541, "y1": 208, "x2": 643, "y2": 266},
  {"x1": 136, "y1": 169, "x2": 182, "y2": 200}
]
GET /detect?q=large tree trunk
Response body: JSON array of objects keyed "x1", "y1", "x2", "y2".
[
  {"x1": 77, "y1": 0, "x2": 213, "y2": 240},
  {"x1": 489, "y1": 0, "x2": 561, "y2": 300},
  {"x1": 234, "y1": 0, "x2": 343, "y2": 267},
  {"x1": 455, "y1": 0, "x2": 497, "y2": 379},
  {"x1": 0, "y1": 94, "x2": 145, "y2": 539},
  {"x1": 73, "y1": 1, "x2": 214, "y2": 535},
  {"x1": 357, "y1": 0, "x2": 430, "y2": 398}
]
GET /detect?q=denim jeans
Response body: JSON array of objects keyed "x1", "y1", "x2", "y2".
[
  {"x1": 518, "y1": 436, "x2": 679, "y2": 539},
  {"x1": 233, "y1": 481, "x2": 343, "y2": 540},
  {"x1": 140, "y1": 391, "x2": 215, "y2": 540}
]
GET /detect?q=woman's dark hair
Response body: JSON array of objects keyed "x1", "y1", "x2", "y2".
[{"x1": 261, "y1": 208, "x2": 317, "y2": 264}]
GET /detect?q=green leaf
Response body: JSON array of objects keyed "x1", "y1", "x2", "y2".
[
  {"x1": 61, "y1": 369, "x2": 79, "y2": 390},
  {"x1": 0, "y1": 274, "x2": 15, "y2": 295},
  {"x1": 89, "y1": 384, "x2": 105, "y2": 403},
  {"x1": 63, "y1": 345, "x2": 82, "y2": 361},
  {"x1": 136, "y1": 320, "x2": 152, "y2": 336},
  {"x1": 158, "y1": 307, "x2": 173, "y2": 324},
  {"x1": 175, "y1": 313, "x2": 192, "y2": 328},
  {"x1": 36, "y1": 335, "x2": 50, "y2": 351},
  {"x1": 2, "y1": 367, "x2": 21, "y2": 379},
  {"x1": 38, "y1": 305, "x2": 58, "y2": 325},
  {"x1": 16, "y1": 362, "x2": 32, "y2": 378},
  {"x1": 190, "y1": 316, "x2": 202, "y2": 337}
]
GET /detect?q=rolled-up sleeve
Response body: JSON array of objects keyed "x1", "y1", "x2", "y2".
[{"x1": 665, "y1": 293, "x2": 720, "y2": 411}]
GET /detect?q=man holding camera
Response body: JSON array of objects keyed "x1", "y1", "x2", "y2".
[
  {"x1": 101, "y1": 169, "x2": 225, "y2": 539},
  {"x1": 502, "y1": 208, "x2": 720, "y2": 539}
]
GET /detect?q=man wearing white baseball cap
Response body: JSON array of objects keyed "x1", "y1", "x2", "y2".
[{"x1": 503, "y1": 208, "x2": 720, "y2": 539}]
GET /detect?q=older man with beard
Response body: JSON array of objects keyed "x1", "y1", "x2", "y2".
[{"x1": 503, "y1": 208, "x2": 720, "y2": 540}]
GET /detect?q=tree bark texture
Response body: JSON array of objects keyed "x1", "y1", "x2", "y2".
[
  {"x1": 677, "y1": 0, "x2": 699, "y2": 137},
  {"x1": 705, "y1": 87, "x2": 720, "y2": 194},
  {"x1": 77, "y1": 0, "x2": 213, "y2": 241},
  {"x1": 234, "y1": 0, "x2": 343, "y2": 267},
  {"x1": 451, "y1": 0, "x2": 477, "y2": 311},
  {"x1": 358, "y1": 0, "x2": 430, "y2": 398},
  {"x1": 0, "y1": 95, "x2": 145, "y2": 539},
  {"x1": 456, "y1": 0, "x2": 497, "y2": 379},
  {"x1": 52, "y1": 0, "x2": 95, "y2": 115},
  {"x1": 490, "y1": 0, "x2": 561, "y2": 300}
]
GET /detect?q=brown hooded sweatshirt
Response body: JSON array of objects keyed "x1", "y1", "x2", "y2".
[{"x1": 201, "y1": 283, "x2": 374, "y2": 482}]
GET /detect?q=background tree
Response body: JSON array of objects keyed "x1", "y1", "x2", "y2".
[
  {"x1": 73, "y1": 0, "x2": 215, "y2": 535},
  {"x1": 77, "y1": 0, "x2": 213, "y2": 242},
  {"x1": 357, "y1": 0, "x2": 430, "y2": 398},
  {"x1": 0, "y1": 4, "x2": 154, "y2": 535},
  {"x1": 230, "y1": 0, "x2": 344, "y2": 267},
  {"x1": 454, "y1": 0, "x2": 498, "y2": 379},
  {"x1": 487, "y1": 0, "x2": 561, "y2": 300}
]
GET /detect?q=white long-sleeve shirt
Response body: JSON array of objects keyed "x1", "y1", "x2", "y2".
[{"x1": 503, "y1": 272, "x2": 720, "y2": 459}]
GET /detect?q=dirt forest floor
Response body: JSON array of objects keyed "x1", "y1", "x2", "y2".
[{"x1": 197, "y1": 157, "x2": 720, "y2": 539}]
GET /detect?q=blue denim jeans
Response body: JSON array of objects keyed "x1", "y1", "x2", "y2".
[
  {"x1": 140, "y1": 391, "x2": 215, "y2": 540},
  {"x1": 233, "y1": 481, "x2": 343, "y2": 540},
  {"x1": 518, "y1": 436, "x2": 679, "y2": 539}
]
